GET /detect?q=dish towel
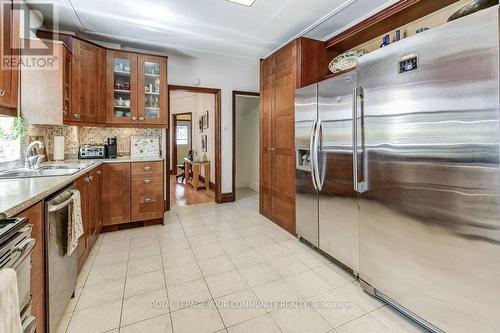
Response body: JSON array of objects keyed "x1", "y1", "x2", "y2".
[
  {"x1": 0, "y1": 268, "x2": 23, "y2": 333},
  {"x1": 67, "y1": 189, "x2": 84, "y2": 256}
]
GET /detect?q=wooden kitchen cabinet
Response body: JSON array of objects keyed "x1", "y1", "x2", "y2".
[
  {"x1": 106, "y1": 50, "x2": 138, "y2": 125},
  {"x1": 16, "y1": 202, "x2": 45, "y2": 333},
  {"x1": 102, "y1": 163, "x2": 131, "y2": 226},
  {"x1": 137, "y1": 54, "x2": 168, "y2": 126},
  {"x1": 260, "y1": 42, "x2": 297, "y2": 235},
  {"x1": 75, "y1": 167, "x2": 102, "y2": 271},
  {"x1": 0, "y1": 0, "x2": 19, "y2": 116},
  {"x1": 21, "y1": 40, "x2": 72, "y2": 125},
  {"x1": 131, "y1": 161, "x2": 164, "y2": 221},
  {"x1": 72, "y1": 38, "x2": 106, "y2": 124}
]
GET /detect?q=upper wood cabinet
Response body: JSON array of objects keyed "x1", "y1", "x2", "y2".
[
  {"x1": 0, "y1": 0, "x2": 19, "y2": 116},
  {"x1": 21, "y1": 40, "x2": 72, "y2": 125},
  {"x1": 137, "y1": 54, "x2": 168, "y2": 126},
  {"x1": 72, "y1": 39, "x2": 106, "y2": 124},
  {"x1": 106, "y1": 50, "x2": 168, "y2": 127},
  {"x1": 106, "y1": 50, "x2": 138, "y2": 125}
]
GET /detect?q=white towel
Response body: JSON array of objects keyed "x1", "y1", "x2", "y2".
[
  {"x1": 0, "y1": 268, "x2": 23, "y2": 333},
  {"x1": 67, "y1": 189, "x2": 84, "y2": 256}
]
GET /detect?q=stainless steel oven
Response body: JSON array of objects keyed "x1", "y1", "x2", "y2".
[
  {"x1": 45, "y1": 186, "x2": 78, "y2": 333},
  {"x1": 0, "y1": 217, "x2": 37, "y2": 333}
]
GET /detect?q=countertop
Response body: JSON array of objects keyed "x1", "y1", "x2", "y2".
[{"x1": 0, "y1": 156, "x2": 164, "y2": 219}]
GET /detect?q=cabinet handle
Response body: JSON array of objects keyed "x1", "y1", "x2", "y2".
[
  {"x1": 131, "y1": 116, "x2": 137, "y2": 121},
  {"x1": 143, "y1": 166, "x2": 151, "y2": 171},
  {"x1": 0, "y1": 90, "x2": 5, "y2": 97},
  {"x1": 139, "y1": 116, "x2": 145, "y2": 121},
  {"x1": 143, "y1": 179, "x2": 152, "y2": 184},
  {"x1": 144, "y1": 197, "x2": 152, "y2": 203},
  {"x1": 73, "y1": 113, "x2": 80, "y2": 119}
]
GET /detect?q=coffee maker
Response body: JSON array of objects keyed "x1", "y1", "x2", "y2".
[{"x1": 105, "y1": 137, "x2": 117, "y2": 158}]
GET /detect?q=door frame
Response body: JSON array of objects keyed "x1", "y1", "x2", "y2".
[
  {"x1": 232, "y1": 91, "x2": 260, "y2": 200},
  {"x1": 168, "y1": 85, "x2": 223, "y2": 203},
  {"x1": 171, "y1": 112, "x2": 193, "y2": 175}
]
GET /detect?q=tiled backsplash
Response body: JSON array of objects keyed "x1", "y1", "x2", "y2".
[{"x1": 26, "y1": 125, "x2": 163, "y2": 159}]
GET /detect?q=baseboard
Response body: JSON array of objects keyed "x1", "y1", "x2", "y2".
[
  {"x1": 220, "y1": 192, "x2": 235, "y2": 203},
  {"x1": 249, "y1": 181, "x2": 259, "y2": 192},
  {"x1": 199, "y1": 175, "x2": 216, "y2": 192}
]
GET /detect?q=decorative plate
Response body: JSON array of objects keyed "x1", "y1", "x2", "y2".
[
  {"x1": 131, "y1": 136, "x2": 160, "y2": 157},
  {"x1": 328, "y1": 50, "x2": 368, "y2": 74}
]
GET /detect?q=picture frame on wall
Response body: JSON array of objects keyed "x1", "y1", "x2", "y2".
[
  {"x1": 198, "y1": 116, "x2": 204, "y2": 133},
  {"x1": 202, "y1": 111, "x2": 209, "y2": 129},
  {"x1": 201, "y1": 135, "x2": 207, "y2": 152}
]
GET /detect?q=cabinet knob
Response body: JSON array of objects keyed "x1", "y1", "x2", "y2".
[
  {"x1": 73, "y1": 113, "x2": 80, "y2": 119},
  {"x1": 143, "y1": 166, "x2": 151, "y2": 171},
  {"x1": 144, "y1": 197, "x2": 152, "y2": 203},
  {"x1": 270, "y1": 147, "x2": 276, "y2": 152},
  {"x1": 85, "y1": 176, "x2": 90, "y2": 183},
  {"x1": 139, "y1": 116, "x2": 145, "y2": 121},
  {"x1": 96, "y1": 170, "x2": 101, "y2": 175},
  {"x1": 143, "y1": 179, "x2": 152, "y2": 184},
  {"x1": 131, "y1": 116, "x2": 137, "y2": 121},
  {"x1": 0, "y1": 90, "x2": 5, "y2": 97}
]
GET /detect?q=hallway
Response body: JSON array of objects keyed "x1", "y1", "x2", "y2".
[{"x1": 170, "y1": 175, "x2": 214, "y2": 208}]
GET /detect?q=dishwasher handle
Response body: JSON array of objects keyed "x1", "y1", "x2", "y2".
[{"x1": 48, "y1": 192, "x2": 77, "y2": 213}]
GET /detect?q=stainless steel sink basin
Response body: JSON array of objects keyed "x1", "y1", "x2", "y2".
[{"x1": 0, "y1": 164, "x2": 91, "y2": 179}]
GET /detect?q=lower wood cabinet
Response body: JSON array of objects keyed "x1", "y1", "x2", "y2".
[
  {"x1": 16, "y1": 202, "x2": 45, "y2": 333},
  {"x1": 75, "y1": 166, "x2": 102, "y2": 271},
  {"x1": 102, "y1": 163, "x2": 131, "y2": 226},
  {"x1": 103, "y1": 161, "x2": 164, "y2": 226}
]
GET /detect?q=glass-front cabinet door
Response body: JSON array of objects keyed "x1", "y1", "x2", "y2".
[
  {"x1": 106, "y1": 50, "x2": 137, "y2": 124},
  {"x1": 138, "y1": 55, "x2": 167, "y2": 126}
]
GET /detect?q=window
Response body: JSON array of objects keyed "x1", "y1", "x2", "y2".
[
  {"x1": 176, "y1": 125, "x2": 189, "y2": 145},
  {"x1": 0, "y1": 117, "x2": 21, "y2": 162}
]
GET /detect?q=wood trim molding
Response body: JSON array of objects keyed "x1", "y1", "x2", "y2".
[
  {"x1": 171, "y1": 112, "x2": 193, "y2": 175},
  {"x1": 232, "y1": 90, "x2": 260, "y2": 202},
  {"x1": 168, "y1": 84, "x2": 223, "y2": 204},
  {"x1": 220, "y1": 192, "x2": 235, "y2": 203},
  {"x1": 325, "y1": 0, "x2": 459, "y2": 52}
]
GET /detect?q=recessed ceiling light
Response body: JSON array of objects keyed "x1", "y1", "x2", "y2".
[{"x1": 227, "y1": 0, "x2": 256, "y2": 7}]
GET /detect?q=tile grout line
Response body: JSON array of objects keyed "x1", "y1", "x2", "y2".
[
  {"x1": 157, "y1": 213, "x2": 176, "y2": 333},
  {"x1": 175, "y1": 208, "x2": 230, "y2": 332},
  {"x1": 116, "y1": 233, "x2": 132, "y2": 333}
]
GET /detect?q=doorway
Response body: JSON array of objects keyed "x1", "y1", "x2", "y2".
[
  {"x1": 232, "y1": 91, "x2": 260, "y2": 201},
  {"x1": 168, "y1": 85, "x2": 222, "y2": 208}
]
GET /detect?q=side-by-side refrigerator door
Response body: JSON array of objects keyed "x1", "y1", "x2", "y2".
[
  {"x1": 317, "y1": 72, "x2": 359, "y2": 273},
  {"x1": 356, "y1": 7, "x2": 500, "y2": 333},
  {"x1": 295, "y1": 83, "x2": 319, "y2": 246}
]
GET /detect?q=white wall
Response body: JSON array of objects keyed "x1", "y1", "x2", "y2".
[
  {"x1": 168, "y1": 51, "x2": 259, "y2": 193},
  {"x1": 235, "y1": 96, "x2": 259, "y2": 191},
  {"x1": 170, "y1": 91, "x2": 215, "y2": 182}
]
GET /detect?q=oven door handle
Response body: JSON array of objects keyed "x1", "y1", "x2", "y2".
[
  {"x1": 48, "y1": 193, "x2": 77, "y2": 213},
  {"x1": 10, "y1": 238, "x2": 36, "y2": 268}
]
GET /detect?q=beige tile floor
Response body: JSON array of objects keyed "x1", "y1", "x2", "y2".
[{"x1": 58, "y1": 189, "x2": 428, "y2": 333}]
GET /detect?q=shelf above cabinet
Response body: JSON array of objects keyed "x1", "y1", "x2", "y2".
[{"x1": 114, "y1": 89, "x2": 131, "y2": 93}]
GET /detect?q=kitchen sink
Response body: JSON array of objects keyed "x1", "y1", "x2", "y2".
[{"x1": 0, "y1": 164, "x2": 91, "y2": 179}]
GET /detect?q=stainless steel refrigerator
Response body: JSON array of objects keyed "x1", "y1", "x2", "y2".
[
  {"x1": 355, "y1": 6, "x2": 500, "y2": 333},
  {"x1": 295, "y1": 71, "x2": 359, "y2": 273}
]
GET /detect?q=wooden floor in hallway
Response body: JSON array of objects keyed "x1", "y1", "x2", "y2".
[{"x1": 170, "y1": 174, "x2": 214, "y2": 208}]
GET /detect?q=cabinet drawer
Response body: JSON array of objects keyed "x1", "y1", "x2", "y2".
[
  {"x1": 131, "y1": 173, "x2": 163, "y2": 222},
  {"x1": 131, "y1": 174, "x2": 163, "y2": 191},
  {"x1": 131, "y1": 161, "x2": 163, "y2": 175}
]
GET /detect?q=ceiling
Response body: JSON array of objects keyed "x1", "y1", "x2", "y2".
[{"x1": 26, "y1": 0, "x2": 397, "y2": 59}]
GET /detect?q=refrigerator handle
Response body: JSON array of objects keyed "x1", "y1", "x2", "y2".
[
  {"x1": 353, "y1": 87, "x2": 367, "y2": 193},
  {"x1": 309, "y1": 120, "x2": 318, "y2": 191},
  {"x1": 314, "y1": 119, "x2": 323, "y2": 191}
]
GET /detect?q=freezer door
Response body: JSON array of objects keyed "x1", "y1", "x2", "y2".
[
  {"x1": 295, "y1": 83, "x2": 318, "y2": 246},
  {"x1": 356, "y1": 7, "x2": 500, "y2": 333},
  {"x1": 317, "y1": 72, "x2": 359, "y2": 272}
]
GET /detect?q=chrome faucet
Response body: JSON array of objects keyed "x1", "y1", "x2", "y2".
[{"x1": 24, "y1": 141, "x2": 46, "y2": 170}]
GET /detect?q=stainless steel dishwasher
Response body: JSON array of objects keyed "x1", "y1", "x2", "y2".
[{"x1": 45, "y1": 186, "x2": 79, "y2": 333}]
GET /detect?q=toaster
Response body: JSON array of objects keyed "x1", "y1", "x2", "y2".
[{"x1": 78, "y1": 145, "x2": 105, "y2": 159}]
